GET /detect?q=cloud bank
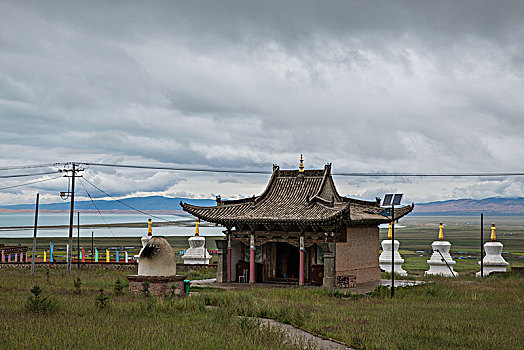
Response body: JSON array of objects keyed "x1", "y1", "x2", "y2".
[{"x1": 1, "y1": 1, "x2": 523, "y2": 205}]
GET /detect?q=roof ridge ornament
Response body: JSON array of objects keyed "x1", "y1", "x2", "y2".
[{"x1": 299, "y1": 154, "x2": 304, "y2": 172}]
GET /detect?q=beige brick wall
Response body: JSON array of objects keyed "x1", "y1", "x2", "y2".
[{"x1": 335, "y1": 225, "x2": 380, "y2": 284}]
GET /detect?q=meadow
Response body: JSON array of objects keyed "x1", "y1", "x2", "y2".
[{"x1": 0, "y1": 267, "x2": 522, "y2": 349}]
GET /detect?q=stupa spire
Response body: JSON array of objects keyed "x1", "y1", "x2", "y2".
[
  {"x1": 195, "y1": 218, "x2": 200, "y2": 237},
  {"x1": 438, "y1": 222, "x2": 444, "y2": 241},
  {"x1": 491, "y1": 223, "x2": 496, "y2": 242},
  {"x1": 147, "y1": 218, "x2": 152, "y2": 236},
  {"x1": 388, "y1": 222, "x2": 393, "y2": 239},
  {"x1": 299, "y1": 154, "x2": 304, "y2": 172}
]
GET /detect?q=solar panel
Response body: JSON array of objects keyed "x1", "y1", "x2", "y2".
[
  {"x1": 382, "y1": 194, "x2": 393, "y2": 206},
  {"x1": 392, "y1": 194, "x2": 403, "y2": 205}
]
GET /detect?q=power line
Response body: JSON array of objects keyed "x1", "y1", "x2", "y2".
[
  {"x1": 83, "y1": 162, "x2": 270, "y2": 174},
  {"x1": 0, "y1": 176, "x2": 63, "y2": 191},
  {"x1": 79, "y1": 180, "x2": 117, "y2": 238},
  {"x1": 0, "y1": 163, "x2": 62, "y2": 171},
  {"x1": 0, "y1": 171, "x2": 60, "y2": 179},
  {"x1": 81, "y1": 177, "x2": 173, "y2": 222},
  {"x1": 332, "y1": 172, "x2": 524, "y2": 177},
  {"x1": 83, "y1": 161, "x2": 524, "y2": 177}
]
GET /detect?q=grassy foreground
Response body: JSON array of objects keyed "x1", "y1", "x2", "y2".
[{"x1": 1, "y1": 268, "x2": 523, "y2": 349}]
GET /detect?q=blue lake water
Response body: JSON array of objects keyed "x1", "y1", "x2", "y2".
[{"x1": 0, "y1": 213, "x2": 225, "y2": 238}]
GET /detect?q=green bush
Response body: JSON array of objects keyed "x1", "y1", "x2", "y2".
[
  {"x1": 95, "y1": 288, "x2": 110, "y2": 309},
  {"x1": 73, "y1": 277, "x2": 82, "y2": 294},
  {"x1": 26, "y1": 284, "x2": 58, "y2": 314},
  {"x1": 141, "y1": 281, "x2": 151, "y2": 297},
  {"x1": 114, "y1": 278, "x2": 124, "y2": 295}
]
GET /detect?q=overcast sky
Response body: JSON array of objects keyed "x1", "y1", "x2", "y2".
[{"x1": 1, "y1": 0, "x2": 523, "y2": 205}]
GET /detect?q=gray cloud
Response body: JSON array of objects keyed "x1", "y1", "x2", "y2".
[{"x1": 1, "y1": 1, "x2": 523, "y2": 204}]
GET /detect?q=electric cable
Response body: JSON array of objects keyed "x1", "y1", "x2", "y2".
[
  {"x1": 82, "y1": 161, "x2": 524, "y2": 177},
  {"x1": 81, "y1": 178, "x2": 173, "y2": 222},
  {"x1": 79, "y1": 180, "x2": 117, "y2": 238},
  {"x1": 0, "y1": 171, "x2": 60, "y2": 179},
  {"x1": 0, "y1": 163, "x2": 62, "y2": 171},
  {"x1": 0, "y1": 176, "x2": 63, "y2": 191}
]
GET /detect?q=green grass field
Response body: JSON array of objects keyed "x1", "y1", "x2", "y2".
[{"x1": 0, "y1": 268, "x2": 522, "y2": 349}]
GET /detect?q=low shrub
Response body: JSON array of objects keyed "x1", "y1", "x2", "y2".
[
  {"x1": 95, "y1": 288, "x2": 110, "y2": 309},
  {"x1": 26, "y1": 284, "x2": 58, "y2": 314},
  {"x1": 114, "y1": 278, "x2": 124, "y2": 295},
  {"x1": 73, "y1": 277, "x2": 82, "y2": 294},
  {"x1": 141, "y1": 281, "x2": 150, "y2": 297}
]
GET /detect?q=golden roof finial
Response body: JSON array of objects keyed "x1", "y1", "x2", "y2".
[
  {"x1": 195, "y1": 218, "x2": 200, "y2": 237},
  {"x1": 491, "y1": 223, "x2": 496, "y2": 242},
  {"x1": 438, "y1": 222, "x2": 444, "y2": 241},
  {"x1": 388, "y1": 222, "x2": 393, "y2": 239},
  {"x1": 299, "y1": 154, "x2": 304, "y2": 172},
  {"x1": 147, "y1": 218, "x2": 152, "y2": 236}
]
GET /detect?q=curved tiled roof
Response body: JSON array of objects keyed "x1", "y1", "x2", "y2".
[{"x1": 181, "y1": 164, "x2": 413, "y2": 230}]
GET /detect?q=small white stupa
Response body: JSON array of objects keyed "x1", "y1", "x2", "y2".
[
  {"x1": 425, "y1": 222, "x2": 458, "y2": 277},
  {"x1": 182, "y1": 219, "x2": 211, "y2": 264},
  {"x1": 135, "y1": 218, "x2": 153, "y2": 263},
  {"x1": 476, "y1": 223, "x2": 509, "y2": 276},
  {"x1": 379, "y1": 222, "x2": 407, "y2": 276}
]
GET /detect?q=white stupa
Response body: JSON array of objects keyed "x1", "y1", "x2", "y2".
[
  {"x1": 135, "y1": 218, "x2": 153, "y2": 263},
  {"x1": 476, "y1": 223, "x2": 509, "y2": 276},
  {"x1": 182, "y1": 219, "x2": 211, "y2": 264},
  {"x1": 425, "y1": 222, "x2": 458, "y2": 277},
  {"x1": 379, "y1": 222, "x2": 407, "y2": 276}
]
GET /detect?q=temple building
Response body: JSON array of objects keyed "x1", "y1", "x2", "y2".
[{"x1": 181, "y1": 157, "x2": 413, "y2": 287}]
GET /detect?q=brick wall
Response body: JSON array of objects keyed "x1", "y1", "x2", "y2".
[{"x1": 335, "y1": 225, "x2": 380, "y2": 284}]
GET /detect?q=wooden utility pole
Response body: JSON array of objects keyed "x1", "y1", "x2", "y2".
[
  {"x1": 67, "y1": 163, "x2": 76, "y2": 273},
  {"x1": 480, "y1": 213, "x2": 484, "y2": 277},
  {"x1": 31, "y1": 193, "x2": 39, "y2": 275},
  {"x1": 77, "y1": 211, "x2": 80, "y2": 269}
]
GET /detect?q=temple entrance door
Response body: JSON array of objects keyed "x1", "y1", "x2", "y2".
[
  {"x1": 262, "y1": 242, "x2": 300, "y2": 283},
  {"x1": 275, "y1": 242, "x2": 299, "y2": 281}
]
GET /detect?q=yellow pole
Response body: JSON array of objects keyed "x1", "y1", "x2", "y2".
[
  {"x1": 43, "y1": 251, "x2": 46, "y2": 262},
  {"x1": 439, "y1": 222, "x2": 444, "y2": 241},
  {"x1": 491, "y1": 223, "x2": 496, "y2": 242},
  {"x1": 148, "y1": 218, "x2": 152, "y2": 236},
  {"x1": 195, "y1": 219, "x2": 200, "y2": 237},
  {"x1": 388, "y1": 222, "x2": 393, "y2": 239},
  {"x1": 106, "y1": 249, "x2": 110, "y2": 263}
]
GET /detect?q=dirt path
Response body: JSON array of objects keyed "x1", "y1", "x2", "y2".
[{"x1": 250, "y1": 317, "x2": 351, "y2": 350}]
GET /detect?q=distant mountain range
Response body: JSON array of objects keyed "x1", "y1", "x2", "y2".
[
  {"x1": 0, "y1": 196, "x2": 523, "y2": 215},
  {"x1": 412, "y1": 197, "x2": 524, "y2": 215},
  {"x1": 0, "y1": 196, "x2": 215, "y2": 213}
]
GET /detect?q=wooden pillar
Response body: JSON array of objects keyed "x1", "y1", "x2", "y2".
[
  {"x1": 227, "y1": 232, "x2": 232, "y2": 282},
  {"x1": 8, "y1": 253, "x2": 12, "y2": 263},
  {"x1": 14, "y1": 253, "x2": 18, "y2": 263},
  {"x1": 81, "y1": 247, "x2": 85, "y2": 262},
  {"x1": 299, "y1": 235, "x2": 305, "y2": 286},
  {"x1": 249, "y1": 233, "x2": 256, "y2": 283},
  {"x1": 1, "y1": 250, "x2": 4, "y2": 263}
]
